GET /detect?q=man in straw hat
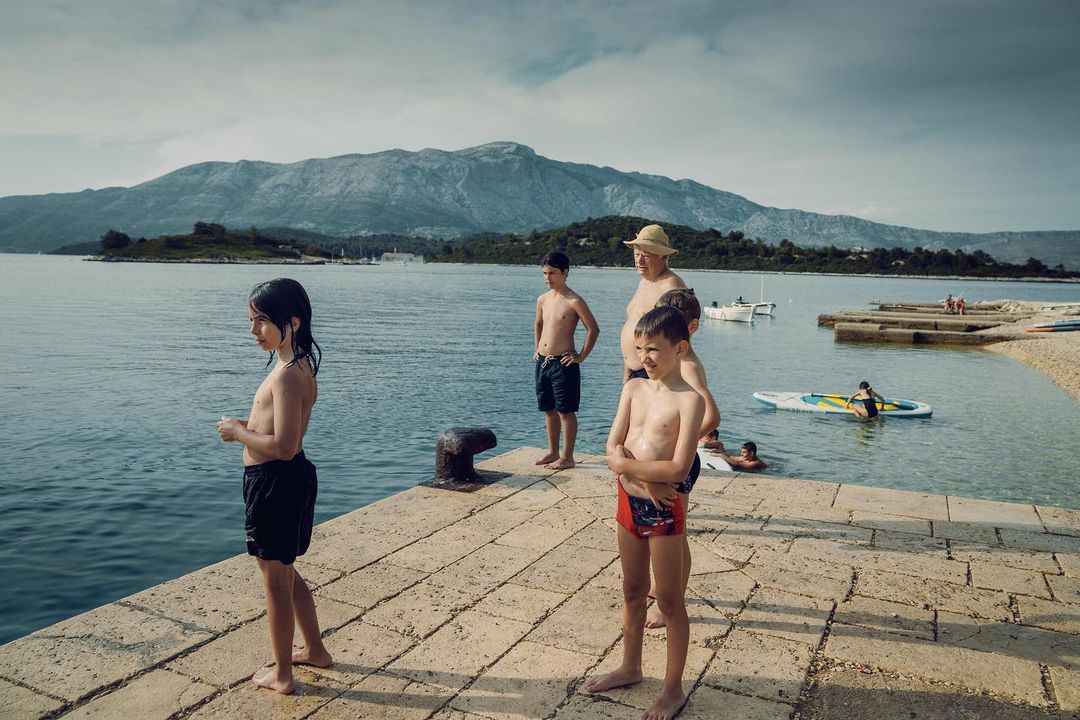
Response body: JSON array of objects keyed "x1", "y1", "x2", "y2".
[{"x1": 620, "y1": 224, "x2": 688, "y2": 382}]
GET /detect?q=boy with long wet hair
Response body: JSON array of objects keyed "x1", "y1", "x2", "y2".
[{"x1": 217, "y1": 278, "x2": 331, "y2": 694}]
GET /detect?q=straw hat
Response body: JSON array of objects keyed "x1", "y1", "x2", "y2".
[{"x1": 624, "y1": 224, "x2": 678, "y2": 256}]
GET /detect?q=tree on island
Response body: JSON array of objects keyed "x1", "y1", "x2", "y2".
[{"x1": 100, "y1": 229, "x2": 131, "y2": 250}]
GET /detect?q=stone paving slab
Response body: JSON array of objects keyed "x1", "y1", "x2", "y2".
[
  {"x1": 949, "y1": 496, "x2": 1045, "y2": 531},
  {"x1": 699, "y1": 627, "x2": 813, "y2": 704},
  {"x1": 1038, "y1": 505, "x2": 1080, "y2": 538},
  {"x1": 936, "y1": 610, "x2": 1080, "y2": 669},
  {"x1": 855, "y1": 569, "x2": 1013, "y2": 621},
  {"x1": 834, "y1": 484, "x2": 948, "y2": 521},
  {"x1": 832, "y1": 595, "x2": 935, "y2": 641},
  {"x1": 59, "y1": 669, "x2": 216, "y2": 720},
  {"x1": 0, "y1": 678, "x2": 63, "y2": 719},
  {"x1": 453, "y1": 641, "x2": 596, "y2": 719},
  {"x1": 5, "y1": 445, "x2": 1080, "y2": 718},
  {"x1": 825, "y1": 623, "x2": 1047, "y2": 705},
  {"x1": 1049, "y1": 666, "x2": 1080, "y2": 712}
]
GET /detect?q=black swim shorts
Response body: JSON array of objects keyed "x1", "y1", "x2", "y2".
[
  {"x1": 675, "y1": 452, "x2": 701, "y2": 495},
  {"x1": 627, "y1": 367, "x2": 648, "y2": 381},
  {"x1": 243, "y1": 451, "x2": 317, "y2": 565},
  {"x1": 536, "y1": 355, "x2": 581, "y2": 413}
]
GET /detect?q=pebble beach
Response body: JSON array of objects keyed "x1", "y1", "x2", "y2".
[{"x1": 986, "y1": 301, "x2": 1080, "y2": 400}]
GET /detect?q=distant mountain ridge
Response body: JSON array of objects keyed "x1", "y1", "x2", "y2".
[{"x1": 2, "y1": 141, "x2": 1077, "y2": 268}]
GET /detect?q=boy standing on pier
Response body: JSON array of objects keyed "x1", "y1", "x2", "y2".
[
  {"x1": 585, "y1": 306, "x2": 705, "y2": 720},
  {"x1": 533, "y1": 251, "x2": 600, "y2": 470},
  {"x1": 217, "y1": 278, "x2": 332, "y2": 694},
  {"x1": 643, "y1": 288, "x2": 721, "y2": 629}
]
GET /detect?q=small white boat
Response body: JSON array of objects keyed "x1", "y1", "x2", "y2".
[
  {"x1": 733, "y1": 274, "x2": 776, "y2": 316},
  {"x1": 734, "y1": 300, "x2": 776, "y2": 316},
  {"x1": 704, "y1": 304, "x2": 755, "y2": 323}
]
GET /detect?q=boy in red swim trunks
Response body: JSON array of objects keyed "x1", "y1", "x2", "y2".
[{"x1": 585, "y1": 306, "x2": 705, "y2": 720}]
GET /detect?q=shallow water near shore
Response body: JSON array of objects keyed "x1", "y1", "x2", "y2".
[{"x1": 1, "y1": 254, "x2": 1078, "y2": 642}]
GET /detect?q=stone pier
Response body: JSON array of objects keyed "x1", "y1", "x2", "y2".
[{"x1": 2, "y1": 447, "x2": 1079, "y2": 719}]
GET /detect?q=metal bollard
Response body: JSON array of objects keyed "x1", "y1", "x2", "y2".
[{"x1": 434, "y1": 427, "x2": 497, "y2": 485}]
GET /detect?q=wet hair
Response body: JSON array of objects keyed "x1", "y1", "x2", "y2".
[
  {"x1": 656, "y1": 287, "x2": 701, "y2": 323},
  {"x1": 859, "y1": 381, "x2": 870, "y2": 389},
  {"x1": 706, "y1": 428, "x2": 719, "y2": 440},
  {"x1": 248, "y1": 278, "x2": 321, "y2": 376},
  {"x1": 634, "y1": 306, "x2": 689, "y2": 344},
  {"x1": 742, "y1": 441, "x2": 757, "y2": 455},
  {"x1": 541, "y1": 251, "x2": 570, "y2": 272}
]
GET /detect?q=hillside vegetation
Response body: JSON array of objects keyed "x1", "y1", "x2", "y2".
[{"x1": 434, "y1": 216, "x2": 1078, "y2": 279}]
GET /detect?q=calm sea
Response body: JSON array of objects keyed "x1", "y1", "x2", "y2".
[{"x1": 1, "y1": 254, "x2": 1078, "y2": 642}]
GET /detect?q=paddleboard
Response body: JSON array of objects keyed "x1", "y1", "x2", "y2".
[
  {"x1": 753, "y1": 391, "x2": 932, "y2": 418},
  {"x1": 1025, "y1": 319, "x2": 1080, "y2": 333},
  {"x1": 697, "y1": 447, "x2": 733, "y2": 472}
]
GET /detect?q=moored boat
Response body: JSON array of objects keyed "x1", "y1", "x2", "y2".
[{"x1": 704, "y1": 304, "x2": 755, "y2": 323}]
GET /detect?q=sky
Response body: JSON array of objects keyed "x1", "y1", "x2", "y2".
[{"x1": 2, "y1": 0, "x2": 1079, "y2": 233}]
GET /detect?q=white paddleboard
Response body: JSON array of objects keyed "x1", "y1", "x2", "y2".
[{"x1": 698, "y1": 447, "x2": 733, "y2": 471}]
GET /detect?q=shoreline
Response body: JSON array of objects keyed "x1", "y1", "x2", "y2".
[
  {"x1": 13, "y1": 253, "x2": 1075, "y2": 282},
  {"x1": 988, "y1": 332, "x2": 1080, "y2": 399},
  {"x1": 425, "y1": 260, "x2": 1080, "y2": 283},
  {"x1": 984, "y1": 302, "x2": 1080, "y2": 399}
]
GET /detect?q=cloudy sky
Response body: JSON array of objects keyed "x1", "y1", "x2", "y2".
[{"x1": 2, "y1": 0, "x2": 1078, "y2": 233}]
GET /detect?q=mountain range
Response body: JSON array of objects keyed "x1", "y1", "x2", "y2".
[{"x1": 2, "y1": 141, "x2": 1077, "y2": 268}]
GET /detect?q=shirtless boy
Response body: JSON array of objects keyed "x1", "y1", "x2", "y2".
[
  {"x1": 534, "y1": 251, "x2": 600, "y2": 470},
  {"x1": 712, "y1": 440, "x2": 769, "y2": 471},
  {"x1": 217, "y1": 278, "x2": 332, "y2": 694},
  {"x1": 620, "y1": 225, "x2": 687, "y2": 383},
  {"x1": 644, "y1": 288, "x2": 721, "y2": 628},
  {"x1": 585, "y1": 306, "x2": 705, "y2": 720}
]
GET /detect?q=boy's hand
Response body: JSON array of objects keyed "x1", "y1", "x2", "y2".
[
  {"x1": 217, "y1": 416, "x2": 243, "y2": 442},
  {"x1": 645, "y1": 482, "x2": 678, "y2": 510},
  {"x1": 606, "y1": 444, "x2": 629, "y2": 474},
  {"x1": 533, "y1": 350, "x2": 540, "y2": 362},
  {"x1": 560, "y1": 352, "x2": 581, "y2": 366}
]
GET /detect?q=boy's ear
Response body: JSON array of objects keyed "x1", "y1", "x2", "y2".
[
  {"x1": 675, "y1": 339, "x2": 689, "y2": 357},
  {"x1": 289, "y1": 316, "x2": 300, "y2": 332},
  {"x1": 688, "y1": 318, "x2": 700, "y2": 335}
]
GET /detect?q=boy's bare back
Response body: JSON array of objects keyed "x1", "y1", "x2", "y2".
[
  {"x1": 536, "y1": 289, "x2": 592, "y2": 357},
  {"x1": 244, "y1": 359, "x2": 317, "y2": 466}
]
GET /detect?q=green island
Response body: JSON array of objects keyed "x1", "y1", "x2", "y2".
[{"x1": 72, "y1": 216, "x2": 1079, "y2": 279}]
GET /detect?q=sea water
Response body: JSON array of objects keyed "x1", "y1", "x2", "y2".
[{"x1": 0, "y1": 254, "x2": 1077, "y2": 642}]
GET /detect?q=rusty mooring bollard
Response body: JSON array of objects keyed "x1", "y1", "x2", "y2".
[{"x1": 434, "y1": 427, "x2": 497, "y2": 484}]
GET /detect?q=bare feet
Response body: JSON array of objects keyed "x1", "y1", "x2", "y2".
[
  {"x1": 644, "y1": 605, "x2": 667, "y2": 629},
  {"x1": 292, "y1": 646, "x2": 333, "y2": 668},
  {"x1": 535, "y1": 451, "x2": 560, "y2": 466},
  {"x1": 642, "y1": 689, "x2": 687, "y2": 720},
  {"x1": 251, "y1": 666, "x2": 295, "y2": 695},
  {"x1": 584, "y1": 666, "x2": 643, "y2": 693},
  {"x1": 545, "y1": 457, "x2": 576, "y2": 470}
]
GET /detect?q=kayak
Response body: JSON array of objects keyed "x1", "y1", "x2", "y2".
[{"x1": 753, "y1": 391, "x2": 933, "y2": 418}]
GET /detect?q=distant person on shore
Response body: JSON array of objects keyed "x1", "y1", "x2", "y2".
[
  {"x1": 845, "y1": 381, "x2": 885, "y2": 419},
  {"x1": 217, "y1": 278, "x2": 332, "y2": 694},
  {"x1": 533, "y1": 251, "x2": 600, "y2": 470},
  {"x1": 621, "y1": 225, "x2": 687, "y2": 383},
  {"x1": 944, "y1": 294, "x2": 955, "y2": 313},
  {"x1": 645, "y1": 288, "x2": 720, "y2": 628},
  {"x1": 955, "y1": 297, "x2": 966, "y2": 315},
  {"x1": 711, "y1": 441, "x2": 769, "y2": 471},
  {"x1": 585, "y1": 306, "x2": 704, "y2": 720}
]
